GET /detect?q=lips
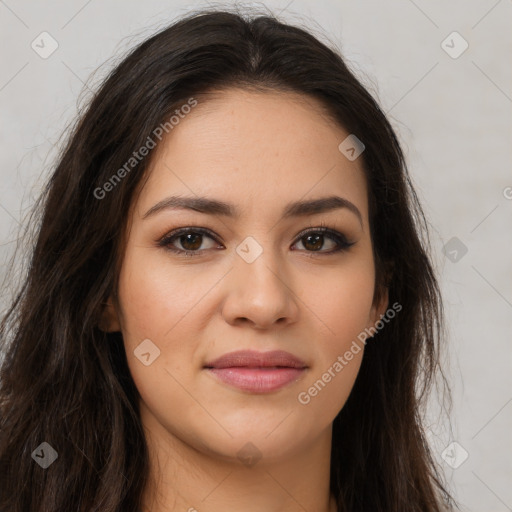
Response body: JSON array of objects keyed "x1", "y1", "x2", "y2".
[
  {"x1": 203, "y1": 349, "x2": 308, "y2": 370},
  {"x1": 203, "y1": 350, "x2": 308, "y2": 393}
]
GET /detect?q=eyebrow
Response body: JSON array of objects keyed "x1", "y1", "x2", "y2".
[{"x1": 142, "y1": 195, "x2": 363, "y2": 225}]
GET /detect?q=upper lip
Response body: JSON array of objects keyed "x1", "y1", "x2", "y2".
[{"x1": 203, "y1": 350, "x2": 308, "y2": 369}]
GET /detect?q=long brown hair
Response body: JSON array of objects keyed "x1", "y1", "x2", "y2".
[{"x1": 0, "y1": 7, "x2": 455, "y2": 511}]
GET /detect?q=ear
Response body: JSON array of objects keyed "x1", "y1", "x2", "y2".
[
  {"x1": 367, "y1": 285, "x2": 389, "y2": 330},
  {"x1": 98, "y1": 295, "x2": 121, "y2": 332},
  {"x1": 367, "y1": 261, "x2": 393, "y2": 328}
]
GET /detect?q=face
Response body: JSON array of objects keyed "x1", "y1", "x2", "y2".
[{"x1": 103, "y1": 88, "x2": 387, "y2": 465}]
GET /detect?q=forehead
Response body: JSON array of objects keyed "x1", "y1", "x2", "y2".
[{"x1": 136, "y1": 88, "x2": 369, "y2": 223}]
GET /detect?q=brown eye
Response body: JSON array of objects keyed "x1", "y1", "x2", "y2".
[
  {"x1": 300, "y1": 233, "x2": 333, "y2": 252},
  {"x1": 292, "y1": 228, "x2": 354, "y2": 254},
  {"x1": 158, "y1": 228, "x2": 222, "y2": 257},
  {"x1": 178, "y1": 232, "x2": 204, "y2": 251}
]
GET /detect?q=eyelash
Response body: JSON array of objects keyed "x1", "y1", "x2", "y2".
[{"x1": 157, "y1": 222, "x2": 355, "y2": 258}]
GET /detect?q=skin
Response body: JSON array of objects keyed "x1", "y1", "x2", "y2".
[{"x1": 101, "y1": 88, "x2": 388, "y2": 512}]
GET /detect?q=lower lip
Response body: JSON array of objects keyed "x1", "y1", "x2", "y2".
[{"x1": 205, "y1": 367, "x2": 306, "y2": 393}]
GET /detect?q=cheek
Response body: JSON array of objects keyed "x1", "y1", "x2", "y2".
[
  {"x1": 115, "y1": 250, "x2": 202, "y2": 385},
  {"x1": 116, "y1": 245, "x2": 233, "y2": 391},
  {"x1": 295, "y1": 260, "x2": 375, "y2": 414},
  {"x1": 116, "y1": 256, "x2": 210, "y2": 436},
  {"x1": 304, "y1": 257, "x2": 376, "y2": 344},
  {"x1": 116, "y1": 248, "x2": 211, "y2": 345}
]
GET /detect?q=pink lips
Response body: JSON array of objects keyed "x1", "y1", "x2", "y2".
[{"x1": 203, "y1": 350, "x2": 308, "y2": 393}]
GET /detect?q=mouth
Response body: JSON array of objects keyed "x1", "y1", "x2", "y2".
[{"x1": 203, "y1": 350, "x2": 308, "y2": 393}]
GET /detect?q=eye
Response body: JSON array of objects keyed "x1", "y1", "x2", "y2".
[
  {"x1": 158, "y1": 227, "x2": 222, "y2": 257},
  {"x1": 292, "y1": 226, "x2": 355, "y2": 255}
]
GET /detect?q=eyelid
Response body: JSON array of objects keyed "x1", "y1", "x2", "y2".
[
  {"x1": 157, "y1": 227, "x2": 222, "y2": 250},
  {"x1": 295, "y1": 221, "x2": 349, "y2": 242}
]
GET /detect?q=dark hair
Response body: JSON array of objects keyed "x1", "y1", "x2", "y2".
[{"x1": 0, "y1": 7, "x2": 454, "y2": 511}]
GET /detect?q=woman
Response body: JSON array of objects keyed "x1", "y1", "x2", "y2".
[{"x1": 0, "y1": 7, "x2": 455, "y2": 512}]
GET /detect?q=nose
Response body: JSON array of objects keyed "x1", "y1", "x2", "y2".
[{"x1": 221, "y1": 247, "x2": 300, "y2": 330}]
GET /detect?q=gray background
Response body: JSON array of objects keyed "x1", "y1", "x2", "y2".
[{"x1": 1, "y1": 1, "x2": 511, "y2": 510}]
